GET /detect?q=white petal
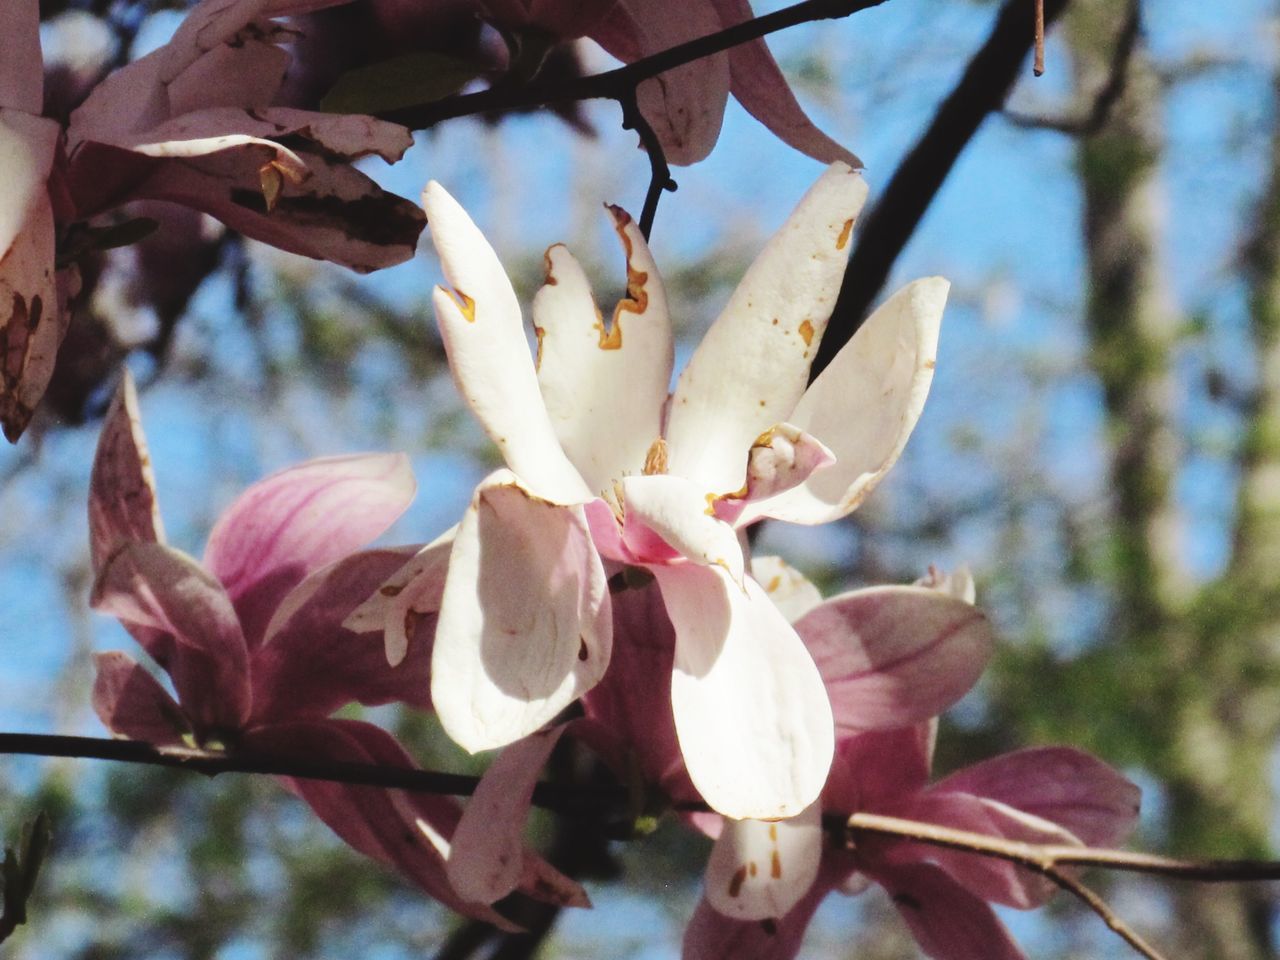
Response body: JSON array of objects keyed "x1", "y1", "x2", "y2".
[
  {"x1": 432, "y1": 471, "x2": 612, "y2": 753},
  {"x1": 665, "y1": 164, "x2": 868, "y2": 493},
  {"x1": 749, "y1": 556, "x2": 822, "y2": 623},
  {"x1": 448, "y1": 726, "x2": 564, "y2": 904},
  {"x1": 704, "y1": 801, "x2": 822, "y2": 921},
  {"x1": 533, "y1": 205, "x2": 673, "y2": 493},
  {"x1": 0, "y1": 110, "x2": 58, "y2": 257},
  {"x1": 344, "y1": 528, "x2": 454, "y2": 666},
  {"x1": 756, "y1": 277, "x2": 947, "y2": 525},
  {"x1": 655, "y1": 564, "x2": 834, "y2": 819},
  {"x1": 424, "y1": 182, "x2": 590, "y2": 503},
  {"x1": 621, "y1": 474, "x2": 744, "y2": 582}
]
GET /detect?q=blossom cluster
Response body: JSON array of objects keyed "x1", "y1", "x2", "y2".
[
  {"x1": 28, "y1": 0, "x2": 1144, "y2": 955},
  {"x1": 86, "y1": 160, "x2": 1139, "y2": 959}
]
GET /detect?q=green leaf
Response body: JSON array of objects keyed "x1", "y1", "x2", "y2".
[{"x1": 320, "y1": 53, "x2": 487, "y2": 115}]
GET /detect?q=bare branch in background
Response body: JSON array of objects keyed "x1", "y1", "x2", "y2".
[{"x1": 811, "y1": 0, "x2": 1071, "y2": 379}]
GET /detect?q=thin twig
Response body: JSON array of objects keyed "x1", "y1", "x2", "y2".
[
  {"x1": 1034, "y1": 0, "x2": 1046, "y2": 75},
  {"x1": 1046, "y1": 868, "x2": 1168, "y2": 960},
  {"x1": 378, "y1": 0, "x2": 889, "y2": 131},
  {"x1": 1006, "y1": 0, "x2": 1141, "y2": 135},
  {"x1": 845, "y1": 812, "x2": 1280, "y2": 883},
  {"x1": 617, "y1": 87, "x2": 676, "y2": 240}
]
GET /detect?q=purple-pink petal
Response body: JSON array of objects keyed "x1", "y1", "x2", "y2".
[
  {"x1": 248, "y1": 546, "x2": 432, "y2": 724},
  {"x1": 91, "y1": 651, "x2": 190, "y2": 747},
  {"x1": 873, "y1": 862, "x2": 1028, "y2": 960},
  {"x1": 795, "y1": 586, "x2": 994, "y2": 734},
  {"x1": 92, "y1": 541, "x2": 251, "y2": 735},
  {"x1": 244, "y1": 717, "x2": 519, "y2": 929},
  {"x1": 89, "y1": 372, "x2": 164, "y2": 572},
  {"x1": 928, "y1": 747, "x2": 1141, "y2": 849},
  {"x1": 203, "y1": 453, "x2": 416, "y2": 650}
]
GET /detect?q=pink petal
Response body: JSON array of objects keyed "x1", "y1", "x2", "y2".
[
  {"x1": 873, "y1": 862, "x2": 1027, "y2": 960},
  {"x1": 712, "y1": 0, "x2": 860, "y2": 166},
  {"x1": 665, "y1": 164, "x2": 867, "y2": 494},
  {"x1": 655, "y1": 563, "x2": 833, "y2": 819},
  {"x1": 89, "y1": 371, "x2": 165, "y2": 572},
  {"x1": 930, "y1": 747, "x2": 1141, "y2": 849},
  {"x1": 596, "y1": 1, "x2": 730, "y2": 165},
  {"x1": 344, "y1": 534, "x2": 452, "y2": 668},
  {"x1": 890, "y1": 791, "x2": 1081, "y2": 908},
  {"x1": 423, "y1": 181, "x2": 590, "y2": 503},
  {"x1": 533, "y1": 204, "x2": 673, "y2": 494},
  {"x1": 249, "y1": 546, "x2": 432, "y2": 723},
  {"x1": 92, "y1": 541, "x2": 251, "y2": 734},
  {"x1": 576, "y1": 578, "x2": 696, "y2": 803},
  {"x1": 0, "y1": 192, "x2": 62, "y2": 443},
  {"x1": 448, "y1": 727, "x2": 575, "y2": 905},
  {"x1": 91, "y1": 651, "x2": 190, "y2": 746},
  {"x1": 203, "y1": 452, "x2": 415, "y2": 650},
  {"x1": 0, "y1": 0, "x2": 42, "y2": 114},
  {"x1": 704, "y1": 802, "x2": 822, "y2": 921},
  {"x1": 245, "y1": 717, "x2": 521, "y2": 928},
  {"x1": 432, "y1": 470, "x2": 612, "y2": 753},
  {"x1": 683, "y1": 861, "x2": 845, "y2": 960},
  {"x1": 795, "y1": 586, "x2": 994, "y2": 734},
  {"x1": 718, "y1": 424, "x2": 835, "y2": 528},
  {"x1": 824, "y1": 725, "x2": 933, "y2": 814},
  {"x1": 757, "y1": 278, "x2": 948, "y2": 525},
  {"x1": 114, "y1": 140, "x2": 424, "y2": 272}
]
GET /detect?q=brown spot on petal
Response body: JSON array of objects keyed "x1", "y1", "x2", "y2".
[
  {"x1": 798, "y1": 320, "x2": 815, "y2": 347},
  {"x1": 578, "y1": 637, "x2": 589, "y2": 661},
  {"x1": 768, "y1": 824, "x2": 778, "y2": 842},
  {"x1": 379, "y1": 584, "x2": 403, "y2": 597},
  {"x1": 534, "y1": 324, "x2": 546, "y2": 370},
  {"x1": 404, "y1": 608, "x2": 427, "y2": 642},
  {"x1": 836, "y1": 218, "x2": 854, "y2": 250},
  {"x1": 760, "y1": 919, "x2": 778, "y2": 936},
  {"x1": 442, "y1": 288, "x2": 477, "y2": 323},
  {"x1": 541, "y1": 245, "x2": 561, "y2": 285},
  {"x1": 643, "y1": 437, "x2": 668, "y2": 475},
  {"x1": 924, "y1": 357, "x2": 937, "y2": 369},
  {"x1": 749, "y1": 862, "x2": 758, "y2": 877},
  {"x1": 767, "y1": 575, "x2": 782, "y2": 592},
  {"x1": 771, "y1": 851, "x2": 782, "y2": 879},
  {"x1": 728, "y1": 866, "x2": 748, "y2": 898}
]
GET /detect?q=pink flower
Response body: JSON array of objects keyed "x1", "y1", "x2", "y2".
[
  {"x1": 684, "y1": 566, "x2": 1141, "y2": 960},
  {"x1": 1, "y1": 0, "x2": 425, "y2": 442},
  {"x1": 359, "y1": 164, "x2": 946, "y2": 822},
  {"x1": 88, "y1": 371, "x2": 585, "y2": 924},
  {"x1": 479, "y1": 0, "x2": 859, "y2": 166}
]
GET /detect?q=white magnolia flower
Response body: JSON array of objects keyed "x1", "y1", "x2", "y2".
[{"x1": 359, "y1": 162, "x2": 947, "y2": 820}]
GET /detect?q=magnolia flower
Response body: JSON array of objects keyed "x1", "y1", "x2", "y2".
[
  {"x1": 686, "y1": 566, "x2": 1141, "y2": 960},
  {"x1": 477, "y1": 0, "x2": 858, "y2": 166},
  {"x1": 363, "y1": 162, "x2": 946, "y2": 822},
  {"x1": 1, "y1": 0, "x2": 425, "y2": 441},
  {"x1": 88, "y1": 372, "x2": 584, "y2": 923}
]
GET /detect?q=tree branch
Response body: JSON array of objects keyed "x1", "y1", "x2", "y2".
[
  {"x1": 811, "y1": 0, "x2": 1072, "y2": 378},
  {"x1": 378, "y1": 0, "x2": 889, "y2": 132}
]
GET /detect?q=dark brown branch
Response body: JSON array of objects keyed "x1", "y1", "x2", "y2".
[
  {"x1": 617, "y1": 87, "x2": 676, "y2": 240},
  {"x1": 377, "y1": 0, "x2": 889, "y2": 131},
  {"x1": 811, "y1": 0, "x2": 1072, "y2": 379},
  {"x1": 0, "y1": 732, "x2": 623, "y2": 818}
]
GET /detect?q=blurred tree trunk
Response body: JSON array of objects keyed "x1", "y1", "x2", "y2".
[{"x1": 1073, "y1": 1, "x2": 1276, "y2": 956}]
